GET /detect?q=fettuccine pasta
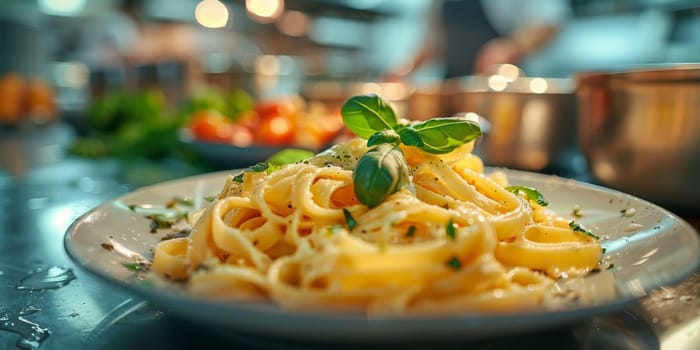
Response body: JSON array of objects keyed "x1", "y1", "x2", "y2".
[{"x1": 151, "y1": 138, "x2": 601, "y2": 317}]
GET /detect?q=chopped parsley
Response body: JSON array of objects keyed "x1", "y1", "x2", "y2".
[
  {"x1": 165, "y1": 196, "x2": 194, "y2": 208},
  {"x1": 447, "y1": 256, "x2": 461, "y2": 270},
  {"x1": 325, "y1": 224, "x2": 344, "y2": 236},
  {"x1": 122, "y1": 262, "x2": 150, "y2": 272},
  {"x1": 343, "y1": 208, "x2": 357, "y2": 230},
  {"x1": 233, "y1": 162, "x2": 277, "y2": 183},
  {"x1": 505, "y1": 185, "x2": 549, "y2": 206},
  {"x1": 129, "y1": 196, "x2": 193, "y2": 211},
  {"x1": 204, "y1": 195, "x2": 217, "y2": 202},
  {"x1": 147, "y1": 212, "x2": 188, "y2": 230},
  {"x1": 569, "y1": 220, "x2": 600, "y2": 240},
  {"x1": 446, "y1": 218, "x2": 456, "y2": 240},
  {"x1": 405, "y1": 225, "x2": 417, "y2": 238}
]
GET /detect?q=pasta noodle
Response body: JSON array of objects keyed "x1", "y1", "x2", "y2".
[{"x1": 151, "y1": 138, "x2": 601, "y2": 316}]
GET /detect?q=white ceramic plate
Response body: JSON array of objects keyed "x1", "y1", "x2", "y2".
[{"x1": 65, "y1": 169, "x2": 700, "y2": 343}]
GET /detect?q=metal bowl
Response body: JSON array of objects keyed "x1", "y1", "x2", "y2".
[
  {"x1": 576, "y1": 64, "x2": 700, "y2": 210},
  {"x1": 444, "y1": 74, "x2": 580, "y2": 173}
]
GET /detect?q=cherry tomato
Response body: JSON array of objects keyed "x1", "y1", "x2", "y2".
[
  {"x1": 235, "y1": 110, "x2": 259, "y2": 129},
  {"x1": 255, "y1": 115, "x2": 295, "y2": 146},
  {"x1": 256, "y1": 99, "x2": 296, "y2": 120},
  {"x1": 230, "y1": 124, "x2": 254, "y2": 147},
  {"x1": 189, "y1": 110, "x2": 234, "y2": 142}
]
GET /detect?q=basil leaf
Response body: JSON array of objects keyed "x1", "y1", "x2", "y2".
[
  {"x1": 396, "y1": 126, "x2": 423, "y2": 148},
  {"x1": 367, "y1": 130, "x2": 401, "y2": 147},
  {"x1": 408, "y1": 117, "x2": 481, "y2": 154},
  {"x1": 267, "y1": 149, "x2": 315, "y2": 166},
  {"x1": 505, "y1": 185, "x2": 549, "y2": 206},
  {"x1": 341, "y1": 94, "x2": 398, "y2": 139},
  {"x1": 353, "y1": 144, "x2": 409, "y2": 208},
  {"x1": 569, "y1": 220, "x2": 600, "y2": 240}
]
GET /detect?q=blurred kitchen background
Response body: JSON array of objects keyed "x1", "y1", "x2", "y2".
[
  {"x1": 2, "y1": 0, "x2": 699, "y2": 110},
  {"x1": 1, "y1": 0, "x2": 699, "y2": 206}
]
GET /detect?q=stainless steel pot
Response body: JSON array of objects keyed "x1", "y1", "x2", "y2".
[
  {"x1": 445, "y1": 74, "x2": 580, "y2": 173},
  {"x1": 576, "y1": 64, "x2": 700, "y2": 210},
  {"x1": 300, "y1": 81, "x2": 413, "y2": 116}
]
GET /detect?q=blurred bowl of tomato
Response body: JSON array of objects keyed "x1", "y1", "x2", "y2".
[
  {"x1": 179, "y1": 128, "x2": 290, "y2": 169},
  {"x1": 180, "y1": 95, "x2": 342, "y2": 169}
]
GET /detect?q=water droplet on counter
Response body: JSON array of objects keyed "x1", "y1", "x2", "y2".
[
  {"x1": 0, "y1": 308, "x2": 50, "y2": 349},
  {"x1": 16, "y1": 266, "x2": 75, "y2": 291},
  {"x1": 19, "y1": 306, "x2": 41, "y2": 316},
  {"x1": 660, "y1": 293, "x2": 675, "y2": 300},
  {"x1": 680, "y1": 295, "x2": 695, "y2": 302},
  {"x1": 651, "y1": 317, "x2": 659, "y2": 324}
]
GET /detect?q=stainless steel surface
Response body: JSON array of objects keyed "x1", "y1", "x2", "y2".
[
  {"x1": 445, "y1": 75, "x2": 582, "y2": 174},
  {"x1": 576, "y1": 64, "x2": 700, "y2": 210},
  {"x1": 1, "y1": 122, "x2": 700, "y2": 349}
]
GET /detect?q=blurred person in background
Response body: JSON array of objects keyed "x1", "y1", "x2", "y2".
[{"x1": 385, "y1": 0, "x2": 571, "y2": 80}]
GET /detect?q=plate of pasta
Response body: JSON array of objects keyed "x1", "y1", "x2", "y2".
[{"x1": 65, "y1": 95, "x2": 700, "y2": 343}]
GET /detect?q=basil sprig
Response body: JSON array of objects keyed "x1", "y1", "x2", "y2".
[
  {"x1": 505, "y1": 185, "x2": 549, "y2": 206},
  {"x1": 342, "y1": 94, "x2": 481, "y2": 154},
  {"x1": 341, "y1": 94, "x2": 482, "y2": 208},
  {"x1": 353, "y1": 144, "x2": 409, "y2": 208}
]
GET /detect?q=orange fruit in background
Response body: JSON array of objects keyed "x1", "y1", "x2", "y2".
[
  {"x1": 26, "y1": 78, "x2": 56, "y2": 120},
  {"x1": 0, "y1": 73, "x2": 25, "y2": 124}
]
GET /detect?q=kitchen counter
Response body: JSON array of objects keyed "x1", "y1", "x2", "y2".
[{"x1": 1, "y1": 122, "x2": 699, "y2": 350}]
